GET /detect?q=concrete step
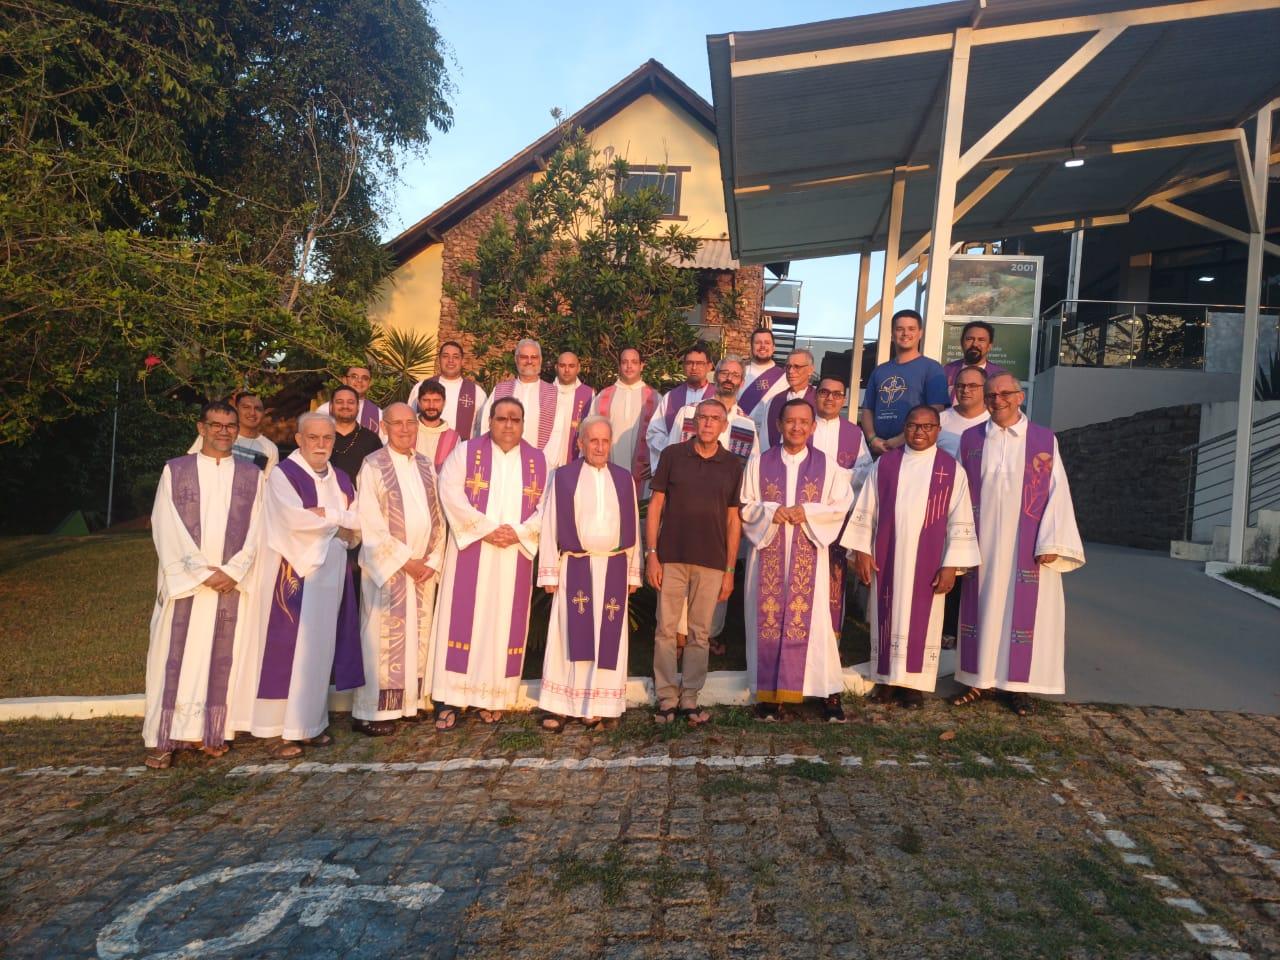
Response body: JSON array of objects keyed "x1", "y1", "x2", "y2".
[{"x1": 1170, "y1": 540, "x2": 1212, "y2": 562}]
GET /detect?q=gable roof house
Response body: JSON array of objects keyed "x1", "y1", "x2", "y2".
[{"x1": 370, "y1": 60, "x2": 765, "y2": 373}]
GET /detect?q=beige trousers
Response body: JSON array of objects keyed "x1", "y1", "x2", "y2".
[{"x1": 654, "y1": 562, "x2": 722, "y2": 708}]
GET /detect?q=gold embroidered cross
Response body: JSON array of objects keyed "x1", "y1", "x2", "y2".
[
  {"x1": 605, "y1": 597, "x2": 621, "y2": 622},
  {"x1": 465, "y1": 469, "x2": 489, "y2": 498},
  {"x1": 761, "y1": 595, "x2": 781, "y2": 626},
  {"x1": 523, "y1": 469, "x2": 543, "y2": 507},
  {"x1": 572, "y1": 590, "x2": 590, "y2": 615}
]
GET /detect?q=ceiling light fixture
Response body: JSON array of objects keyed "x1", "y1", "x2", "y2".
[
  {"x1": 1064, "y1": 146, "x2": 1084, "y2": 169},
  {"x1": 1198, "y1": 275, "x2": 1215, "y2": 282}
]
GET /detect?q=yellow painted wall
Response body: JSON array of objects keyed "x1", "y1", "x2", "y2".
[
  {"x1": 366, "y1": 241, "x2": 442, "y2": 341},
  {"x1": 589, "y1": 92, "x2": 729, "y2": 241}
]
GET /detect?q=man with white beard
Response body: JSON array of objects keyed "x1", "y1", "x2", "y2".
[{"x1": 353, "y1": 403, "x2": 445, "y2": 735}]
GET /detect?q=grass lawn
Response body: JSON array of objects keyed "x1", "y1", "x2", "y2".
[
  {"x1": 0, "y1": 533, "x2": 873, "y2": 699},
  {"x1": 1224, "y1": 555, "x2": 1280, "y2": 600},
  {"x1": 0, "y1": 534, "x2": 154, "y2": 697}
]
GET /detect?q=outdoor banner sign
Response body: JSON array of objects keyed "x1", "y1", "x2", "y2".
[{"x1": 941, "y1": 254, "x2": 1044, "y2": 384}]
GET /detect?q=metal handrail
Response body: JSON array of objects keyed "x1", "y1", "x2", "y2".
[
  {"x1": 1180, "y1": 410, "x2": 1280, "y2": 454},
  {"x1": 1183, "y1": 412, "x2": 1280, "y2": 539}
]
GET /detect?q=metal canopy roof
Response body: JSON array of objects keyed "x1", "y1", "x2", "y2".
[{"x1": 707, "y1": 0, "x2": 1280, "y2": 265}]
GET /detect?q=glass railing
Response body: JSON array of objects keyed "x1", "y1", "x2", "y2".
[
  {"x1": 1038, "y1": 300, "x2": 1220, "y2": 372},
  {"x1": 764, "y1": 278, "x2": 802, "y2": 314}
]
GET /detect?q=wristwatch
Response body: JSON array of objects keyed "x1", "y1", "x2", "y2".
[{"x1": 645, "y1": 548, "x2": 658, "y2": 557}]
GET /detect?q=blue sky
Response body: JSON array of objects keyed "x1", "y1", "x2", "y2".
[{"x1": 384, "y1": 0, "x2": 936, "y2": 340}]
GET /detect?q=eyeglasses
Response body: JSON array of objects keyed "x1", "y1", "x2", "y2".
[
  {"x1": 816, "y1": 389, "x2": 845, "y2": 398},
  {"x1": 954, "y1": 383, "x2": 983, "y2": 391},
  {"x1": 202, "y1": 422, "x2": 238, "y2": 432},
  {"x1": 985, "y1": 390, "x2": 1023, "y2": 402},
  {"x1": 695, "y1": 414, "x2": 726, "y2": 423},
  {"x1": 784, "y1": 363, "x2": 812, "y2": 371},
  {"x1": 904, "y1": 423, "x2": 939, "y2": 432}
]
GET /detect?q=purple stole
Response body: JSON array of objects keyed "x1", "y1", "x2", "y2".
[
  {"x1": 596, "y1": 382, "x2": 659, "y2": 491},
  {"x1": 367, "y1": 448, "x2": 444, "y2": 711},
  {"x1": 765, "y1": 386, "x2": 818, "y2": 448},
  {"x1": 492, "y1": 378, "x2": 558, "y2": 450},
  {"x1": 872, "y1": 448, "x2": 957, "y2": 676},
  {"x1": 754, "y1": 446, "x2": 827, "y2": 704},
  {"x1": 430, "y1": 427, "x2": 460, "y2": 470},
  {"x1": 156, "y1": 455, "x2": 258, "y2": 751},
  {"x1": 554, "y1": 460, "x2": 637, "y2": 670},
  {"x1": 563, "y1": 382, "x2": 595, "y2": 462},
  {"x1": 738, "y1": 365, "x2": 784, "y2": 415},
  {"x1": 259, "y1": 458, "x2": 365, "y2": 699},
  {"x1": 827, "y1": 419, "x2": 864, "y2": 632},
  {"x1": 662, "y1": 381, "x2": 714, "y2": 433},
  {"x1": 445, "y1": 437, "x2": 546, "y2": 678},
  {"x1": 958, "y1": 422, "x2": 1055, "y2": 683},
  {"x1": 359, "y1": 398, "x2": 381, "y2": 433},
  {"x1": 454, "y1": 379, "x2": 479, "y2": 437}
]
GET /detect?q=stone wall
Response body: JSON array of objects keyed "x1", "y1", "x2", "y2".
[
  {"x1": 436, "y1": 175, "x2": 761, "y2": 377},
  {"x1": 1056, "y1": 404, "x2": 1200, "y2": 550}
]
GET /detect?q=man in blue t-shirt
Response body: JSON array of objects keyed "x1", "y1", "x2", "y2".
[{"x1": 859, "y1": 309, "x2": 949, "y2": 457}]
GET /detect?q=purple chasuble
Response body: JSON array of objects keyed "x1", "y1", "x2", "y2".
[
  {"x1": 445, "y1": 437, "x2": 546, "y2": 678},
  {"x1": 359, "y1": 399, "x2": 381, "y2": 433},
  {"x1": 157, "y1": 454, "x2": 258, "y2": 750},
  {"x1": 662, "y1": 381, "x2": 714, "y2": 432},
  {"x1": 872, "y1": 448, "x2": 957, "y2": 676},
  {"x1": 492, "y1": 379, "x2": 558, "y2": 449},
  {"x1": 827, "y1": 419, "x2": 864, "y2": 632},
  {"x1": 957, "y1": 422, "x2": 1055, "y2": 683},
  {"x1": 259, "y1": 457, "x2": 365, "y2": 699},
  {"x1": 368, "y1": 448, "x2": 444, "y2": 711},
  {"x1": 454, "y1": 379, "x2": 479, "y2": 438},
  {"x1": 766, "y1": 387, "x2": 818, "y2": 448},
  {"x1": 563, "y1": 383, "x2": 595, "y2": 463},
  {"x1": 754, "y1": 446, "x2": 826, "y2": 703},
  {"x1": 553, "y1": 460, "x2": 636, "y2": 671},
  {"x1": 738, "y1": 365, "x2": 785, "y2": 415}
]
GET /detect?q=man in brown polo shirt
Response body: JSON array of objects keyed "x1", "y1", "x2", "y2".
[{"x1": 646, "y1": 399, "x2": 743, "y2": 725}]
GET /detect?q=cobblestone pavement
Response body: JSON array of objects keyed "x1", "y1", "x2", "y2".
[{"x1": 1, "y1": 700, "x2": 1277, "y2": 959}]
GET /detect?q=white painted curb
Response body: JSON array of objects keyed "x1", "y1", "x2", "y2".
[
  {"x1": 1205, "y1": 562, "x2": 1280, "y2": 612},
  {"x1": 0, "y1": 655, "x2": 933, "y2": 722}
]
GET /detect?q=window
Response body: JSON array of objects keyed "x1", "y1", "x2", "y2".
[{"x1": 617, "y1": 165, "x2": 690, "y2": 220}]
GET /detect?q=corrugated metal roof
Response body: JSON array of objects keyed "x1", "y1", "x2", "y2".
[
  {"x1": 708, "y1": 0, "x2": 1280, "y2": 263},
  {"x1": 668, "y1": 238, "x2": 741, "y2": 270}
]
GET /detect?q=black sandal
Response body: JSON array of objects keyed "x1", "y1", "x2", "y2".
[
  {"x1": 678, "y1": 707, "x2": 711, "y2": 727},
  {"x1": 653, "y1": 705, "x2": 678, "y2": 725},
  {"x1": 541, "y1": 714, "x2": 566, "y2": 733},
  {"x1": 1007, "y1": 693, "x2": 1033, "y2": 717},
  {"x1": 951, "y1": 686, "x2": 985, "y2": 707},
  {"x1": 435, "y1": 707, "x2": 460, "y2": 732}
]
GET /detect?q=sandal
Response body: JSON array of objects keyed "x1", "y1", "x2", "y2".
[
  {"x1": 1007, "y1": 693, "x2": 1033, "y2": 717},
  {"x1": 353, "y1": 719, "x2": 398, "y2": 737},
  {"x1": 198, "y1": 744, "x2": 230, "y2": 759},
  {"x1": 274, "y1": 741, "x2": 304, "y2": 760},
  {"x1": 679, "y1": 707, "x2": 711, "y2": 727},
  {"x1": 754, "y1": 703, "x2": 780, "y2": 723},
  {"x1": 541, "y1": 714, "x2": 566, "y2": 733},
  {"x1": 301, "y1": 733, "x2": 333, "y2": 747},
  {"x1": 477, "y1": 710, "x2": 504, "y2": 725},
  {"x1": 898, "y1": 690, "x2": 924, "y2": 711},
  {"x1": 435, "y1": 707, "x2": 459, "y2": 733},
  {"x1": 653, "y1": 704, "x2": 678, "y2": 725},
  {"x1": 823, "y1": 694, "x2": 848, "y2": 724},
  {"x1": 579, "y1": 716, "x2": 603, "y2": 731},
  {"x1": 144, "y1": 751, "x2": 172, "y2": 770},
  {"x1": 709, "y1": 637, "x2": 727, "y2": 657},
  {"x1": 951, "y1": 686, "x2": 986, "y2": 707}
]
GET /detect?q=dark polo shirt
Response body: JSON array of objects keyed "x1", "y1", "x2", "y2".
[{"x1": 651, "y1": 438, "x2": 743, "y2": 570}]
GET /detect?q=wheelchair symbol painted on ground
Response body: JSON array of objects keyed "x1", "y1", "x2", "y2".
[{"x1": 96, "y1": 859, "x2": 444, "y2": 959}]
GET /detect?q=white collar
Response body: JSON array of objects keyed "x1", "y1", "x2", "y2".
[
  {"x1": 988, "y1": 413, "x2": 1027, "y2": 436},
  {"x1": 780, "y1": 447, "x2": 808, "y2": 464}
]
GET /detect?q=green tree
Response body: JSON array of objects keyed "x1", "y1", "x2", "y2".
[
  {"x1": 449, "y1": 127, "x2": 703, "y2": 388},
  {"x1": 0, "y1": 0, "x2": 453, "y2": 444}
]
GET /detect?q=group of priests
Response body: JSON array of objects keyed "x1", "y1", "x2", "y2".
[{"x1": 143, "y1": 319, "x2": 1083, "y2": 764}]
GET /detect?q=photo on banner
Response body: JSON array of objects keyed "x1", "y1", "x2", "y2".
[{"x1": 941, "y1": 255, "x2": 1044, "y2": 387}]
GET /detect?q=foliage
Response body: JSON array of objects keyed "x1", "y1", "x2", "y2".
[
  {"x1": 1255, "y1": 348, "x2": 1280, "y2": 401},
  {"x1": 449, "y1": 127, "x2": 703, "y2": 388},
  {"x1": 0, "y1": 0, "x2": 454, "y2": 444},
  {"x1": 1224, "y1": 555, "x2": 1280, "y2": 600},
  {"x1": 368, "y1": 327, "x2": 438, "y2": 404}
]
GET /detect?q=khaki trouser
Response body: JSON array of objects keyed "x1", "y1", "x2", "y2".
[{"x1": 654, "y1": 562, "x2": 722, "y2": 708}]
